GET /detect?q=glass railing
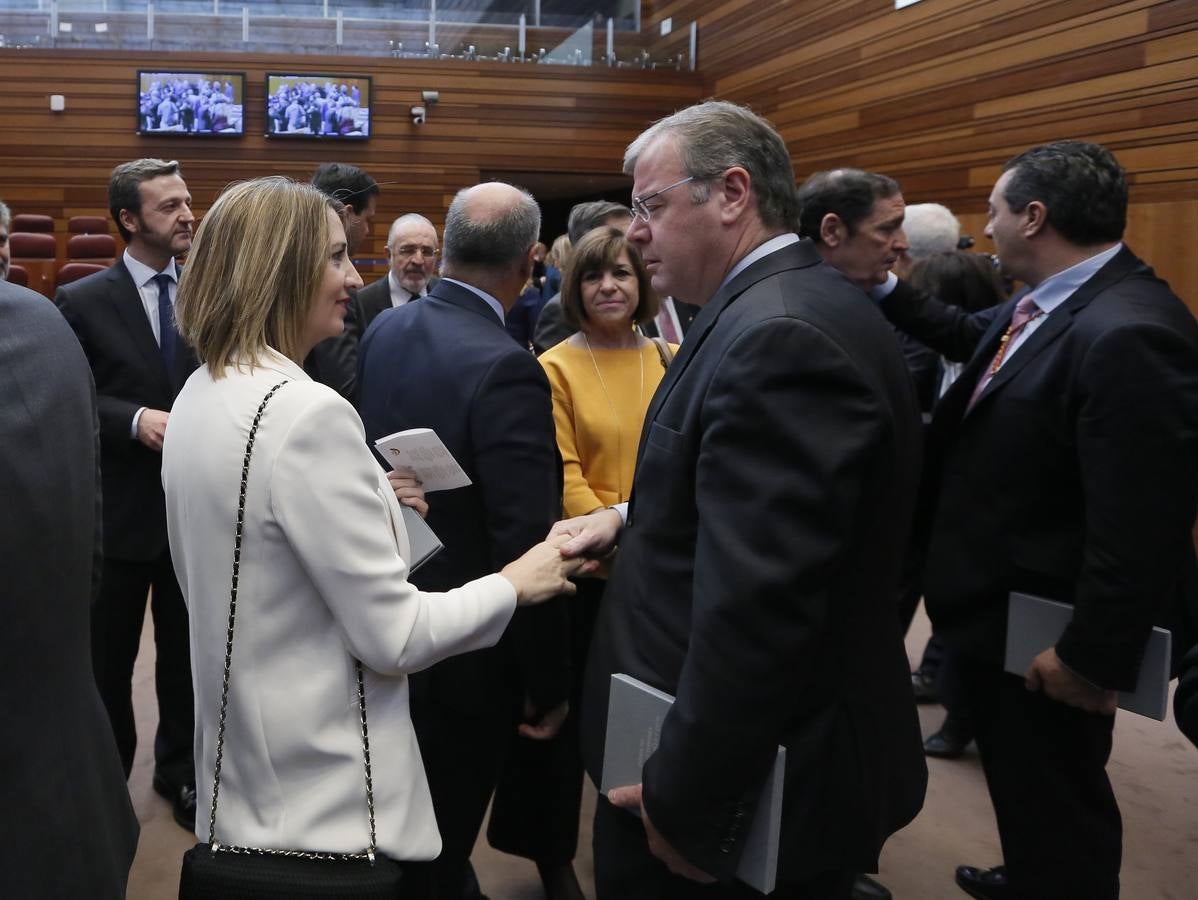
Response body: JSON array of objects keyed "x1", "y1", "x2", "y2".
[{"x1": 0, "y1": 1, "x2": 694, "y2": 69}]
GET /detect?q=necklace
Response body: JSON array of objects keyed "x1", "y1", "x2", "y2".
[{"x1": 582, "y1": 332, "x2": 645, "y2": 502}]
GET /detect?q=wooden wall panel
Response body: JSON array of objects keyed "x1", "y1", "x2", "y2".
[
  {"x1": 645, "y1": 0, "x2": 1198, "y2": 309},
  {"x1": 0, "y1": 49, "x2": 702, "y2": 284}
]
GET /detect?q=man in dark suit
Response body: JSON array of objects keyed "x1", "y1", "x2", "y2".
[
  {"x1": 55, "y1": 157, "x2": 199, "y2": 830},
  {"x1": 0, "y1": 280, "x2": 140, "y2": 899},
  {"x1": 358, "y1": 182, "x2": 570, "y2": 900},
  {"x1": 356, "y1": 212, "x2": 440, "y2": 332},
  {"x1": 304, "y1": 162, "x2": 380, "y2": 400},
  {"x1": 553, "y1": 100, "x2": 927, "y2": 899},
  {"x1": 878, "y1": 141, "x2": 1198, "y2": 900}
]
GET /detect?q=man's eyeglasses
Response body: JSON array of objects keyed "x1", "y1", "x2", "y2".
[
  {"x1": 631, "y1": 175, "x2": 696, "y2": 222},
  {"x1": 393, "y1": 244, "x2": 438, "y2": 258}
]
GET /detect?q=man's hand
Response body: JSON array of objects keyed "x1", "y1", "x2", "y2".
[
  {"x1": 1024, "y1": 647, "x2": 1118, "y2": 715},
  {"x1": 137, "y1": 409, "x2": 170, "y2": 452},
  {"x1": 517, "y1": 697, "x2": 568, "y2": 740},
  {"x1": 387, "y1": 467, "x2": 429, "y2": 518},
  {"x1": 549, "y1": 508, "x2": 623, "y2": 560},
  {"x1": 607, "y1": 784, "x2": 716, "y2": 884}
]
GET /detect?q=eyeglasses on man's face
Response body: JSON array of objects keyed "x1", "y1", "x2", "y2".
[
  {"x1": 630, "y1": 175, "x2": 696, "y2": 223},
  {"x1": 393, "y1": 243, "x2": 438, "y2": 258}
]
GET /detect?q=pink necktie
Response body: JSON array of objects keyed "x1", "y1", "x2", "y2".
[{"x1": 967, "y1": 294, "x2": 1042, "y2": 410}]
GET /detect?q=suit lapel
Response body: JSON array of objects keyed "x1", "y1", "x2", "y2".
[
  {"x1": 966, "y1": 248, "x2": 1141, "y2": 415},
  {"x1": 107, "y1": 261, "x2": 173, "y2": 394},
  {"x1": 638, "y1": 240, "x2": 823, "y2": 437}
]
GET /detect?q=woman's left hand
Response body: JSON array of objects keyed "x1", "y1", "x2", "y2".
[{"x1": 387, "y1": 468, "x2": 428, "y2": 518}]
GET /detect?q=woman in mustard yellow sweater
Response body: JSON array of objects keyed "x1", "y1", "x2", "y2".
[
  {"x1": 486, "y1": 226, "x2": 677, "y2": 900},
  {"x1": 539, "y1": 226, "x2": 676, "y2": 517}
]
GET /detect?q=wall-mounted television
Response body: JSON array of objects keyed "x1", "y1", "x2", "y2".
[
  {"x1": 265, "y1": 74, "x2": 371, "y2": 139},
  {"x1": 138, "y1": 70, "x2": 245, "y2": 136}
]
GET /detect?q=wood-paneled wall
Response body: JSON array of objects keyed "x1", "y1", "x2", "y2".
[
  {"x1": 0, "y1": 49, "x2": 702, "y2": 284},
  {"x1": 646, "y1": 0, "x2": 1198, "y2": 309}
]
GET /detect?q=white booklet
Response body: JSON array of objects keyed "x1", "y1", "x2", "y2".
[
  {"x1": 1004, "y1": 592, "x2": 1172, "y2": 720},
  {"x1": 600, "y1": 673, "x2": 785, "y2": 894},
  {"x1": 373, "y1": 428, "x2": 472, "y2": 493}
]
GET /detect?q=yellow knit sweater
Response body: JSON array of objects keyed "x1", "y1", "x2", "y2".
[{"x1": 539, "y1": 338, "x2": 675, "y2": 518}]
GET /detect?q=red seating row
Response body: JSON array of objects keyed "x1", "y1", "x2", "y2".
[{"x1": 8, "y1": 220, "x2": 116, "y2": 297}]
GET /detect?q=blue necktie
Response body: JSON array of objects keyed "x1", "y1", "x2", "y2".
[{"x1": 154, "y1": 272, "x2": 177, "y2": 375}]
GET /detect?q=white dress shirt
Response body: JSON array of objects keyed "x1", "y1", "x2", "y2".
[
  {"x1": 124, "y1": 249, "x2": 180, "y2": 437},
  {"x1": 387, "y1": 271, "x2": 426, "y2": 308}
]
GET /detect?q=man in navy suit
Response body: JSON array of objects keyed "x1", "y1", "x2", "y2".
[
  {"x1": 358, "y1": 182, "x2": 569, "y2": 900},
  {"x1": 879, "y1": 141, "x2": 1198, "y2": 900},
  {"x1": 55, "y1": 158, "x2": 200, "y2": 830}
]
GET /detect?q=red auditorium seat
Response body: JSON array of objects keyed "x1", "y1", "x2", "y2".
[
  {"x1": 56, "y1": 262, "x2": 106, "y2": 288},
  {"x1": 9, "y1": 232, "x2": 58, "y2": 297},
  {"x1": 11, "y1": 213, "x2": 54, "y2": 233},
  {"x1": 67, "y1": 233, "x2": 117, "y2": 265},
  {"x1": 68, "y1": 215, "x2": 110, "y2": 235},
  {"x1": 7, "y1": 264, "x2": 29, "y2": 288}
]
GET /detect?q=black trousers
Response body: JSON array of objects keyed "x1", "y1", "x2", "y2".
[
  {"x1": 953, "y1": 654, "x2": 1121, "y2": 900},
  {"x1": 90, "y1": 551, "x2": 194, "y2": 788},
  {"x1": 402, "y1": 662, "x2": 521, "y2": 900},
  {"x1": 487, "y1": 577, "x2": 603, "y2": 864},
  {"x1": 592, "y1": 795, "x2": 855, "y2": 900}
]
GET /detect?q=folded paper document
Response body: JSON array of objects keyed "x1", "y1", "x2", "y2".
[
  {"x1": 600, "y1": 673, "x2": 785, "y2": 894},
  {"x1": 1004, "y1": 592, "x2": 1171, "y2": 720},
  {"x1": 373, "y1": 428, "x2": 471, "y2": 492}
]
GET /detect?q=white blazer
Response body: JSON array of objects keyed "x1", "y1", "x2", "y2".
[{"x1": 162, "y1": 349, "x2": 516, "y2": 859}]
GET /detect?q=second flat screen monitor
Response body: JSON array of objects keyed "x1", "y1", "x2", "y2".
[{"x1": 266, "y1": 74, "x2": 371, "y2": 139}]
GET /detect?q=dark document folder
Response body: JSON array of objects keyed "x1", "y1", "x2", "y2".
[
  {"x1": 399, "y1": 503, "x2": 443, "y2": 573},
  {"x1": 600, "y1": 673, "x2": 785, "y2": 894},
  {"x1": 1004, "y1": 592, "x2": 1171, "y2": 720}
]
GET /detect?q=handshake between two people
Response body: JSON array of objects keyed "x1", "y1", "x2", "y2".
[
  {"x1": 386, "y1": 469, "x2": 620, "y2": 609},
  {"x1": 499, "y1": 507, "x2": 625, "y2": 608}
]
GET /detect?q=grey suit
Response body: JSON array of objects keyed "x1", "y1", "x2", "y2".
[{"x1": 0, "y1": 281, "x2": 139, "y2": 898}]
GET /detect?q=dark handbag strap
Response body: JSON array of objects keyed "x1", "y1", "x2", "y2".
[{"x1": 206, "y1": 380, "x2": 381, "y2": 862}]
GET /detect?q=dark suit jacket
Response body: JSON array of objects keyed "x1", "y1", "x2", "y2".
[
  {"x1": 357, "y1": 274, "x2": 440, "y2": 334},
  {"x1": 357, "y1": 279, "x2": 569, "y2": 712},
  {"x1": 581, "y1": 241, "x2": 927, "y2": 882},
  {"x1": 0, "y1": 281, "x2": 139, "y2": 898},
  {"x1": 881, "y1": 248, "x2": 1198, "y2": 689},
  {"x1": 55, "y1": 259, "x2": 197, "y2": 562}
]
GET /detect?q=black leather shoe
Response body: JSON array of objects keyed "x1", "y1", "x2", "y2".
[
  {"x1": 924, "y1": 712, "x2": 974, "y2": 759},
  {"x1": 911, "y1": 670, "x2": 939, "y2": 703},
  {"x1": 153, "y1": 774, "x2": 197, "y2": 832},
  {"x1": 851, "y1": 873, "x2": 892, "y2": 899},
  {"x1": 955, "y1": 864, "x2": 1010, "y2": 899}
]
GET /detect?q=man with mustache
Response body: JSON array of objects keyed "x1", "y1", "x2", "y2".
[
  {"x1": 356, "y1": 212, "x2": 440, "y2": 332},
  {"x1": 55, "y1": 158, "x2": 200, "y2": 832}
]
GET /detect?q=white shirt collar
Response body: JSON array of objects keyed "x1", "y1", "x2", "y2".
[
  {"x1": 715, "y1": 233, "x2": 801, "y2": 295},
  {"x1": 123, "y1": 248, "x2": 178, "y2": 287},
  {"x1": 440, "y1": 276, "x2": 505, "y2": 324}
]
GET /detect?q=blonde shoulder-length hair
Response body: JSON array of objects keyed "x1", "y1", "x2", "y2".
[{"x1": 176, "y1": 176, "x2": 344, "y2": 376}]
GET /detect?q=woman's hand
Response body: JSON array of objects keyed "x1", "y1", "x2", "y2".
[
  {"x1": 500, "y1": 534, "x2": 597, "y2": 606},
  {"x1": 387, "y1": 468, "x2": 428, "y2": 518}
]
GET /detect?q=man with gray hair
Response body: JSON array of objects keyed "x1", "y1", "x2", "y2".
[
  {"x1": 358, "y1": 182, "x2": 570, "y2": 900},
  {"x1": 553, "y1": 100, "x2": 926, "y2": 898},
  {"x1": 0, "y1": 200, "x2": 11, "y2": 281},
  {"x1": 356, "y1": 212, "x2": 440, "y2": 332},
  {"x1": 896, "y1": 202, "x2": 961, "y2": 274}
]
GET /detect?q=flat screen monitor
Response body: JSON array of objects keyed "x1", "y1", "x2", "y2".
[
  {"x1": 138, "y1": 71, "x2": 245, "y2": 136},
  {"x1": 265, "y1": 74, "x2": 371, "y2": 139}
]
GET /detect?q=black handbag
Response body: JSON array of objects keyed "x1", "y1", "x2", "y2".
[{"x1": 179, "y1": 381, "x2": 403, "y2": 899}]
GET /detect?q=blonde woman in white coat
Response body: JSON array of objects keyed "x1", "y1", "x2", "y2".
[{"x1": 163, "y1": 176, "x2": 587, "y2": 863}]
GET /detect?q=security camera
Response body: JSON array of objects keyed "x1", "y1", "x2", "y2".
[
  {"x1": 421, "y1": 90, "x2": 439, "y2": 104},
  {"x1": 410, "y1": 105, "x2": 426, "y2": 125}
]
